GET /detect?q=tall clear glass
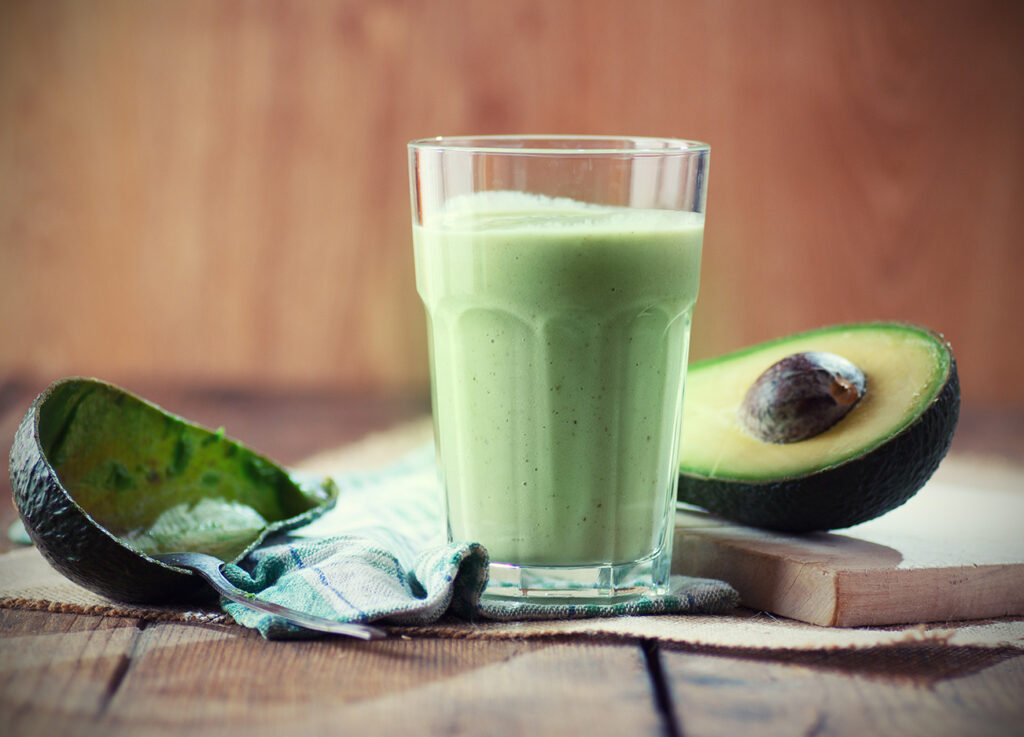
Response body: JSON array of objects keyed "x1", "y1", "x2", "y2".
[{"x1": 409, "y1": 136, "x2": 709, "y2": 604}]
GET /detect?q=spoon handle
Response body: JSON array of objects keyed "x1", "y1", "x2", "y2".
[{"x1": 155, "y1": 552, "x2": 388, "y2": 641}]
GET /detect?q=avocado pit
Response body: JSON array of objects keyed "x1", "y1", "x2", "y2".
[{"x1": 739, "y1": 351, "x2": 867, "y2": 444}]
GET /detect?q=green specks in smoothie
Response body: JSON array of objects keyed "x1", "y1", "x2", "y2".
[{"x1": 416, "y1": 191, "x2": 702, "y2": 565}]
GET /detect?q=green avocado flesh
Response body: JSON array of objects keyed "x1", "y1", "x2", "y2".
[
  {"x1": 40, "y1": 382, "x2": 313, "y2": 559},
  {"x1": 9, "y1": 378, "x2": 338, "y2": 603},
  {"x1": 677, "y1": 323, "x2": 960, "y2": 532},
  {"x1": 120, "y1": 499, "x2": 269, "y2": 560}
]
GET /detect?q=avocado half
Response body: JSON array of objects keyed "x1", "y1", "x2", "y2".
[
  {"x1": 9, "y1": 378, "x2": 339, "y2": 603},
  {"x1": 677, "y1": 323, "x2": 960, "y2": 532}
]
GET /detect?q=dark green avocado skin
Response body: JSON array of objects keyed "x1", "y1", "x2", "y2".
[
  {"x1": 9, "y1": 378, "x2": 339, "y2": 605},
  {"x1": 677, "y1": 359, "x2": 960, "y2": 533},
  {"x1": 10, "y1": 403, "x2": 207, "y2": 603}
]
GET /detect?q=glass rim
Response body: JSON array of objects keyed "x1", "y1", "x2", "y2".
[{"x1": 408, "y1": 134, "x2": 710, "y2": 156}]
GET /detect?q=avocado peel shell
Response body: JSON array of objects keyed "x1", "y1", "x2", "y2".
[
  {"x1": 677, "y1": 323, "x2": 961, "y2": 532},
  {"x1": 9, "y1": 377, "x2": 339, "y2": 604}
]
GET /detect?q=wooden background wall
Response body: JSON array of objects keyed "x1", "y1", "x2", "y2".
[{"x1": 2, "y1": 0, "x2": 1023, "y2": 407}]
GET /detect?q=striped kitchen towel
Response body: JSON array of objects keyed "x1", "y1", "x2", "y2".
[{"x1": 219, "y1": 445, "x2": 739, "y2": 638}]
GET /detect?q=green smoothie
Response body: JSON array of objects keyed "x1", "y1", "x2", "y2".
[{"x1": 415, "y1": 191, "x2": 703, "y2": 568}]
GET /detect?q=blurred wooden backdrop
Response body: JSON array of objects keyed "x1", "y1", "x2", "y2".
[{"x1": 2, "y1": 0, "x2": 1023, "y2": 406}]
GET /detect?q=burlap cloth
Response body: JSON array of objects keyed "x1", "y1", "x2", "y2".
[{"x1": 4, "y1": 417, "x2": 1023, "y2": 654}]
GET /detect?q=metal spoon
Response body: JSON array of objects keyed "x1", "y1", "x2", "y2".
[{"x1": 154, "y1": 552, "x2": 388, "y2": 641}]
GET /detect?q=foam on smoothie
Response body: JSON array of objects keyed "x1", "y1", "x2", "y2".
[{"x1": 424, "y1": 190, "x2": 705, "y2": 233}]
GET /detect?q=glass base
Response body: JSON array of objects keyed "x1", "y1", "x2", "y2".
[{"x1": 480, "y1": 549, "x2": 671, "y2": 604}]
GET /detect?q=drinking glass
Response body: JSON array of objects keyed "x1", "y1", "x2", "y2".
[{"x1": 409, "y1": 135, "x2": 709, "y2": 604}]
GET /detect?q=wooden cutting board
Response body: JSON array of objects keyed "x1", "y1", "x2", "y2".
[{"x1": 672, "y1": 458, "x2": 1024, "y2": 627}]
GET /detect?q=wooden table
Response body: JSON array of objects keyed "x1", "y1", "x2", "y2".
[{"x1": 2, "y1": 378, "x2": 1022, "y2": 737}]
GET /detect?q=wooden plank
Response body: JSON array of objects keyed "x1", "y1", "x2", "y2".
[
  {"x1": 100, "y1": 627, "x2": 662, "y2": 737},
  {"x1": 673, "y1": 470, "x2": 1024, "y2": 627},
  {"x1": 0, "y1": 610, "x2": 145, "y2": 737},
  {"x1": 659, "y1": 647, "x2": 1024, "y2": 737},
  {"x1": 1, "y1": 610, "x2": 664, "y2": 737}
]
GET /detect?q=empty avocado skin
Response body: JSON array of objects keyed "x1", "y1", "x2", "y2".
[
  {"x1": 10, "y1": 418, "x2": 195, "y2": 603},
  {"x1": 9, "y1": 378, "x2": 338, "y2": 604},
  {"x1": 677, "y1": 323, "x2": 960, "y2": 532}
]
